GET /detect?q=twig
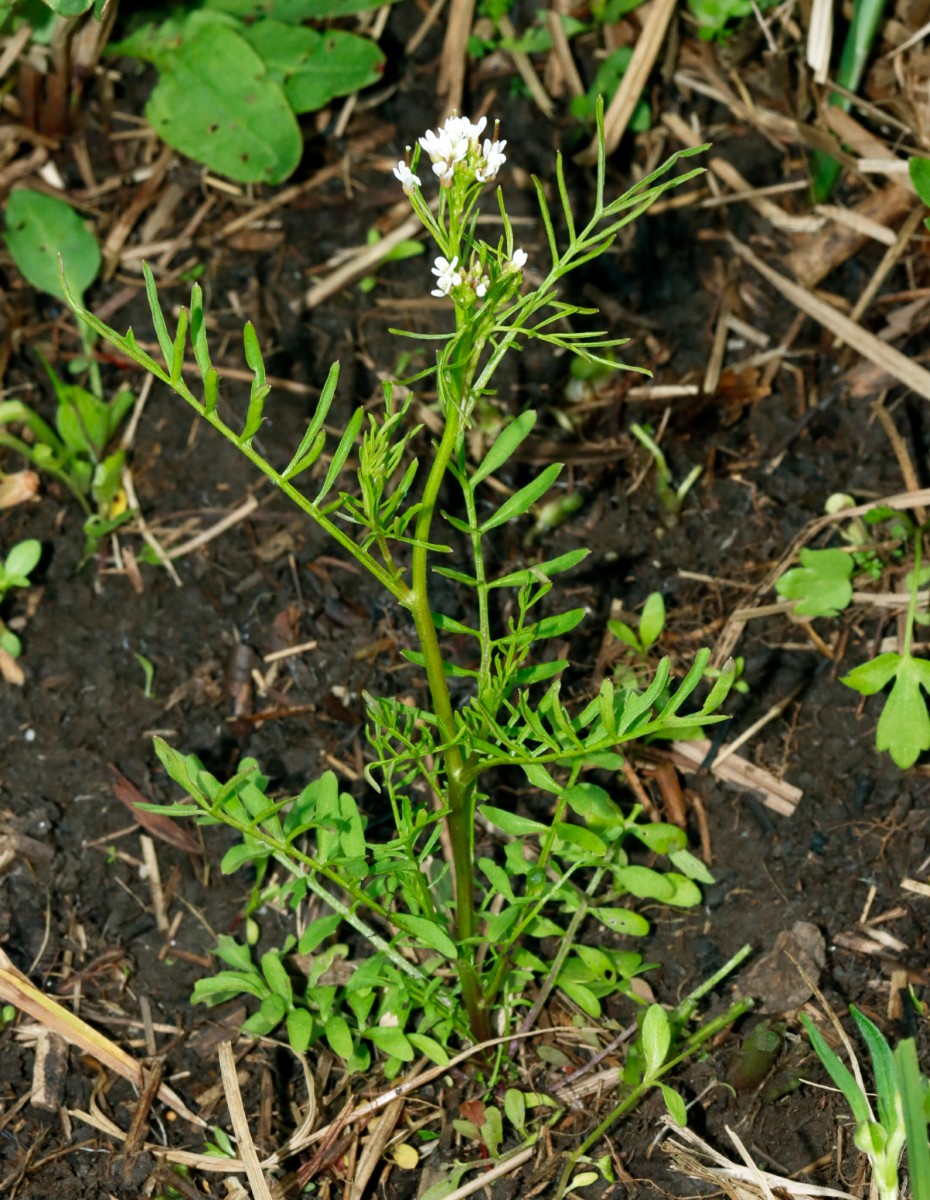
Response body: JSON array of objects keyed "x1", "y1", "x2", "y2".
[{"x1": 219, "y1": 1042, "x2": 274, "y2": 1200}]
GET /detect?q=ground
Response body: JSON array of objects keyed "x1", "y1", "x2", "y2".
[{"x1": 1, "y1": 3, "x2": 929, "y2": 1198}]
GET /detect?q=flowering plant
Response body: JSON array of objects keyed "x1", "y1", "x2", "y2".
[{"x1": 64, "y1": 102, "x2": 733, "y2": 1069}]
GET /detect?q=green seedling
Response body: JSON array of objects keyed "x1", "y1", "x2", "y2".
[
  {"x1": 801, "y1": 1007, "x2": 930, "y2": 1200},
  {"x1": 555, "y1": 950, "x2": 753, "y2": 1198},
  {"x1": 841, "y1": 527, "x2": 930, "y2": 769},
  {"x1": 629, "y1": 422, "x2": 702, "y2": 528},
  {"x1": 68, "y1": 103, "x2": 738, "y2": 1095},
  {"x1": 0, "y1": 538, "x2": 41, "y2": 660},
  {"x1": 109, "y1": 3, "x2": 390, "y2": 185}
]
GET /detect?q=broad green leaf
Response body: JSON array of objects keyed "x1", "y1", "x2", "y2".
[
  {"x1": 324, "y1": 1015, "x2": 355, "y2": 1060},
  {"x1": 287, "y1": 1008, "x2": 314, "y2": 1053},
  {"x1": 392, "y1": 914, "x2": 458, "y2": 959},
  {"x1": 775, "y1": 548, "x2": 853, "y2": 618},
  {"x1": 479, "y1": 463, "x2": 562, "y2": 533},
  {"x1": 297, "y1": 913, "x2": 342, "y2": 954},
  {"x1": 639, "y1": 592, "x2": 665, "y2": 648},
  {"x1": 261, "y1": 951, "x2": 293, "y2": 1006},
  {"x1": 145, "y1": 26, "x2": 302, "y2": 184},
  {"x1": 662, "y1": 873, "x2": 703, "y2": 907},
  {"x1": 591, "y1": 907, "x2": 649, "y2": 936},
  {"x1": 614, "y1": 864, "x2": 675, "y2": 901},
  {"x1": 367, "y1": 1025, "x2": 414, "y2": 1061},
  {"x1": 471, "y1": 410, "x2": 537, "y2": 486},
  {"x1": 557, "y1": 980, "x2": 601, "y2": 1017},
  {"x1": 479, "y1": 858, "x2": 516, "y2": 902},
  {"x1": 841, "y1": 652, "x2": 901, "y2": 696},
  {"x1": 659, "y1": 1083, "x2": 687, "y2": 1126},
  {"x1": 407, "y1": 1033, "x2": 450, "y2": 1066},
  {"x1": 669, "y1": 848, "x2": 714, "y2": 884},
  {"x1": 503, "y1": 1088, "x2": 526, "y2": 1133},
  {"x1": 608, "y1": 618, "x2": 641, "y2": 651},
  {"x1": 214, "y1": 935, "x2": 255, "y2": 972},
  {"x1": 633, "y1": 822, "x2": 686, "y2": 854},
  {"x1": 479, "y1": 806, "x2": 549, "y2": 837},
  {"x1": 4, "y1": 189, "x2": 100, "y2": 300},
  {"x1": 554, "y1": 822, "x2": 607, "y2": 856},
  {"x1": 563, "y1": 782, "x2": 618, "y2": 824},
  {"x1": 513, "y1": 659, "x2": 568, "y2": 686},
  {"x1": 192, "y1": 971, "x2": 267, "y2": 1002},
  {"x1": 241, "y1": 21, "x2": 385, "y2": 114},
  {"x1": 874, "y1": 656, "x2": 930, "y2": 769},
  {"x1": 44, "y1": 0, "x2": 94, "y2": 13},
  {"x1": 641, "y1": 1004, "x2": 670, "y2": 1078},
  {"x1": 4, "y1": 539, "x2": 41, "y2": 580}
]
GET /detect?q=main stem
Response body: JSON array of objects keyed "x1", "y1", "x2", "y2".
[{"x1": 406, "y1": 334, "x2": 491, "y2": 1044}]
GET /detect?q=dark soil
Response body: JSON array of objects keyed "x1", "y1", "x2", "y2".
[{"x1": 1, "y1": 7, "x2": 929, "y2": 1199}]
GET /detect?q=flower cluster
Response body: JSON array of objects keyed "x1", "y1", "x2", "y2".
[
  {"x1": 429, "y1": 247, "x2": 527, "y2": 303},
  {"x1": 393, "y1": 114, "x2": 507, "y2": 193}
]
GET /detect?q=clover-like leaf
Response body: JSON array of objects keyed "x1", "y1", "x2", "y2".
[{"x1": 874, "y1": 655, "x2": 930, "y2": 769}]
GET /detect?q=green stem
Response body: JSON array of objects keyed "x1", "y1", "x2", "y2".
[
  {"x1": 903, "y1": 529, "x2": 924, "y2": 658},
  {"x1": 406, "y1": 332, "x2": 492, "y2": 1043}
]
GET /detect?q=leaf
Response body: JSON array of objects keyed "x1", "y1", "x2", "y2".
[
  {"x1": 614, "y1": 864, "x2": 675, "y2": 901},
  {"x1": 282, "y1": 361, "x2": 339, "y2": 480},
  {"x1": 909, "y1": 156, "x2": 930, "y2": 209},
  {"x1": 641, "y1": 1004, "x2": 671, "y2": 1078},
  {"x1": 392, "y1": 914, "x2": 458, "y2": 959},
  {"x1": 849, "y1": 1007, "x2": 897, "y2": 1130},
  {"x1": 407, "y1": 1033, "x2": 449, "y2": 1066},
  {"x1": 479, "y1": 463, "x2": 562, "y2": 533},
  {"x1": 591, "y1": 908, "x2": 650, "y2": 936},
  {"x1": 315, "y1": 406, "x2": 363, "y2": 502},
  {"x1": 145, "y1": 25, "x2": 302, "y2": 185},
  {"x1": 775, "y1": 548, "x2": 853, "y2": 618},
  {"x1": 287, "y1": 1008, "x2": 314, "y2": 1053},
  {"x1": 639, "y1": 592, "x2": 666, "y2": 648},
  {"x1": 367, "y1": 1025, "x2": 414, "y2": 1061},
  {"x1": 874, "y1": 656, "x2": 930, "y2": 768},
  {"x1": 108, "y1": 762, "x2": 202, "y2": 855},
  {"x1": 840, "y1": 652, "x2": 901, "y2": 696},
  {"x1": 800, "y1": 1014, "x2": 873, "y2": 1126},
  {"x1": 633, "y1": 822, "x2": 686, "y2": 854},
  {"x1": 479, "y1": 858, "x2": 516, "y2": 902},
  {"x1": 557, "y1": 980, "x2": 601, "y2": 1017},
  {"x1": 240, "y1": 21, "x2": 385, "y2": 114},
  {"x1": 471, "y1": 410, "x2": 537, "y2": 486},
  {"x1": 532, "y1": 608, "x2": 586, "y2": 639},
  {"x1": 324, "y1": 1015, "x2": 355, "y2": 1060},
  {"x1": 479, "y1": 806, "x2": 549, "y2": 837},
  {"x1": 659, "y1": 1083, "x2": 687, "y2": 1126},
  {"x1": 4, "y1": 539, "x2": 41, "y2": 580},
  {"x1": 261, "y1": 951, "x2": 293, "y2": 1006},
  {"x1": 490, "y1": 547, "x2": 589, "y2": 588},
  {"x1": 3, "y1": 190, "x2": 100, "y2": 300}
]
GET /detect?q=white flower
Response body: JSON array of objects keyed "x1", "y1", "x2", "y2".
[
  {"x1": 393, "y1": 160, "x2": 420, "y2": 191},
  {"x1": 476, "y1": 138, "x2": 507, "y2": 182},
  {"x1": 419, "y1": 115, "x2": 489, "y2": 184},
  {"x1": 509, "y1": 248, "x2": 527, "y2": 270},
  {"x1": 474, "y1": 278, "x2": 489, "y2": 298},
  {"x1": 431, "y1": 255, "x2": 462, "y2": 297}
]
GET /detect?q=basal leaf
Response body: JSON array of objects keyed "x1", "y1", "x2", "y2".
[
  {"x1": 4, "y1": 189, "x2": 100, "y2": 300},
  {"x1": 641, "y1": 1004, "x2": 670, "y2": 1078},
  {"x1": 841, "y1": 652, "x2": 902, "y2": 696},
  {"x1": 145, "y1": 25, "x2": 302, "y2": 184}
]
